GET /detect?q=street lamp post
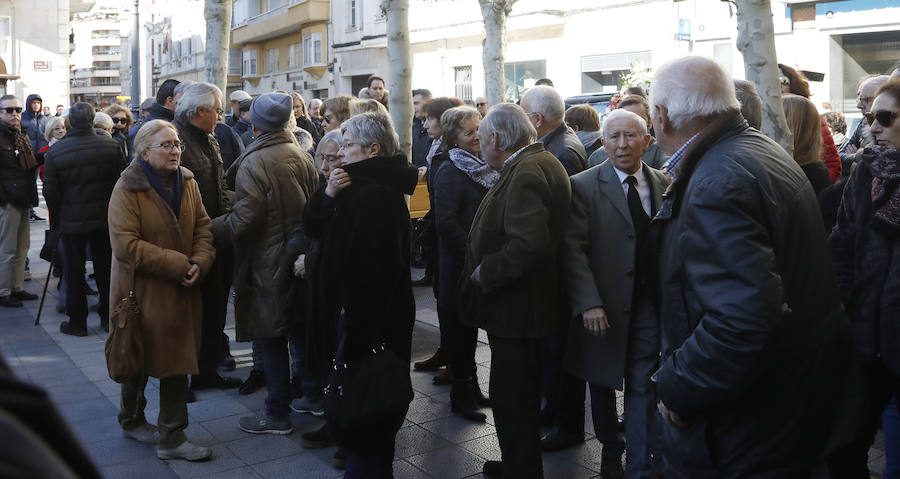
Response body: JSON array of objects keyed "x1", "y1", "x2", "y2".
[{"x1": 130, "y1": 0, "x2": 141, "y2": 119}]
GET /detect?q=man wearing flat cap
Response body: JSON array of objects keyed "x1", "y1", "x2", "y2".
[
  {"x1": 227, "y1": 90, "x2": 252, "y2": 127},
  {"x1": 214, "y1": 92, "x2": 319, "y2": 435}
]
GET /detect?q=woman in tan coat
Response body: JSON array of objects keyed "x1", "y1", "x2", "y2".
[{"x1": 107, "y1": 119, "x2": 215, "y2": 461}]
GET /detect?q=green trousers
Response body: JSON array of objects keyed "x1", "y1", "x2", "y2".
[{"x1": 118, "y1": 374, "x2": 189, "y2": 450}]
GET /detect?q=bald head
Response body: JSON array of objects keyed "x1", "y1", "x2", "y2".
[
  {"x1": 602, "y1": 109, "x2": 648, "y2": 138},
  {"x1": 520, "y1": 85, "x2": 565, "y2": 138},
  {"x1": 859, "y1": 75, "x2": 891, "y2": 113}
]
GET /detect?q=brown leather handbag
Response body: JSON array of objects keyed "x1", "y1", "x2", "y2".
[{"x1": 104, "y1": 262, "x2": 144, "y2": 383}]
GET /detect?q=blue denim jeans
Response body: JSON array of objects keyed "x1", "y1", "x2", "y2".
[
  {"x1": 257, "y1": 337, "x2": 292, "y2": 419},
  {"x1": 253, "y1": 331, "x2": 321, "y2": 400},
  {"x1": 885, "y1": 398, "x2": 900, "y2": 479}
]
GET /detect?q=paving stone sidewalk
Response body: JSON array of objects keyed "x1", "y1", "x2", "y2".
[{"x1": 0, "y1": 211, "x2": 886, "y2": 478}]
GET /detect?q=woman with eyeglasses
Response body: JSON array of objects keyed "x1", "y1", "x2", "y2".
[
  {"x1": 107, "y1": 119, "x2": 216, "y2": 462},
  {"x1": 778, "y1": 63, "x2": 842, "y2": 184},
  {"x1": 828, "y1": 79, "x2": 900, "y2": 478},
  {"x1": 432, "y1": 106, "x2": 495, "y2": 423},
  {"x1": 104, "y1": 104, "x2": 133, "y2": 160}
]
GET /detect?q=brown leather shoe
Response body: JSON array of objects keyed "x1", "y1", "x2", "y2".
[
  {"x1": 433, "y1": 367, "x2": 451, "y2": 385},
  {"x1": 414, "y1": 348, "x2": 446, "y2": 371}
]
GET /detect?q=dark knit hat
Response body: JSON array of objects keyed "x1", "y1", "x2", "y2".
[{"x1": 250, "y1": 92, "x2": 292, "y2": 133}]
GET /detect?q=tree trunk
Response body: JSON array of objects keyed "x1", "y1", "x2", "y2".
[
  {"x1": 204, "y1": 0, "x2": 233, "y2": 94},
  {"x1": 383, "y1": 0, "x2": 413, "y2": 161},
  {"x1": 735, "y1": 0, "x2": 793, "y2": 154},
  {"x1": 480, "y1": 0, "x2": 515, "y2": 106}
]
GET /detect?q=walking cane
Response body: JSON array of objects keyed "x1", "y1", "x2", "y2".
[{"x1": 35, "y1": 262, "x2": 53, "y2": 326}]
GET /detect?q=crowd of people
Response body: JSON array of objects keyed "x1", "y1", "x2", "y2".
[{"x1": 1, "y1": 57, "x2": 899, "y2": 478}]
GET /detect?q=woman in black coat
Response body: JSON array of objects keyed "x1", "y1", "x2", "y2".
[
  {"x1": 412, "y1": 97, "x2": 465, "y2": 382},
  {"x1": 303, "y1": 112, "x2": 418, "y2": 478},
  {"x1": 432, "y1": 106, "x2": 497, "y2": 423},
  {"x1": 291, "y1": 92, "x2": 322, "y2": 147},
  {"x1": 828, "y1": 81, "x2": 900, "y2": 476}
]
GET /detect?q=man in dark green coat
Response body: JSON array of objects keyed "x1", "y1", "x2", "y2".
[{"x1": 459, "y1": 103, "x2": 571, "y2": 479}]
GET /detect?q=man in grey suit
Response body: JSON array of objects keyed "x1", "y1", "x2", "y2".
[{"x1": 562, "y1": 109, "x2": 669, "y2": 479}]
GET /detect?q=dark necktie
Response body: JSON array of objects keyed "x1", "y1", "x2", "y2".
[{"x1": 625, "y1": 175, "x2": 649, "y2": 230}]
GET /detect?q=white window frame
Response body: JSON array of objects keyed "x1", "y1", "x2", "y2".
[
  {"x1": 266, "y1": 47, "x2": 279, "y2": 74},
  {"x1": 303, "y1": 33, "x2": 323, "y2": 67},
  {"x1": 348, "y1": 0, "x2": 358, "y2": 31},
  {"x1": 288, "y1": 42, "x2": 301, "y2": 70},
  {"x1": 242, "y1": 49, "x2": 258, "y2": 76}
]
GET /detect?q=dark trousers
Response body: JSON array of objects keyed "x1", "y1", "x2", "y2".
[
  {"x1": 558, "y1": 297, "x2": 660, "y2": 479},
  {"x1": 440, "y1": 308, "x2": 477, "y2": 379},
  {"x1": 489, "y1": 334, "x2": 544, "y2": 479},
  {"x1": 197, "y1": 256, "x2": 227, "y2": 376},
  {"x1": 60, "y1": 232, "x2": 110, "y2": 328},
  {"x1": 258, "y1": 336, "x2": 293, "y2": 419},
  {"x1": 829, "y1": 358, "x2": 900, "y2": 478},
  {"x1": 341, "y1": 409, "x2": 405, "y2": 479},
  {"x1": 119, "y1": 374, "x2": 189, "y2": 449},
  {"x1": 542, "y1": 300, "x2": 578, "y2": 426}
]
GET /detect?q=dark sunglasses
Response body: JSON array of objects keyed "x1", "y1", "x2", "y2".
[
  {"x1": 476, "y1": 103, "x2": 487, "y2": 107},
  {"x1": 2, "y1": 107, "x2": 23, "y2": 113},
  {"x1": 112, "y1": 117, "x2": 128, "y2": 124},
  {"x1": 864, "y1": 110, "x2": 900, "y2": 127}
]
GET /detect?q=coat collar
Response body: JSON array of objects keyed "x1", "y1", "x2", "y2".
[
  {"x1": 225, "y1": 129, "x2": 296, "y2": 181},
  {"x1": 119, "y1": 159, "x2": 194, "y2": 192},
  {"x1": 654, "y1": 112, "x2": 747, "y2": 224},
  {"x1": 500, "y1": 142, "x2": 545, "y2": 174}
]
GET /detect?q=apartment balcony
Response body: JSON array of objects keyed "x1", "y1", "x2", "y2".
[
  {"x1": 70, "y1": 84, "x2": 121, "y2": 95},
  {"x1": 92, "y1": 52, "x2": 120, "y2": 62},
  {"x1": 92, "y1": 69, "x2": 119, "y2": 77},
  {"x1": 90, "y1": 37, "x2": 120, "y2": 47},
  {"x1": 232, "y1": 0, "x2": 328, "y2": 45}
]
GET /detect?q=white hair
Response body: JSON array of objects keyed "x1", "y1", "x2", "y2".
[
  {"x1": 93, "y1": 111, "x2": 113, "y2": 130},
  {"x1": 602, "y1": 109, "x2": 648, "y2": 138},
  {"x1": 175, "y1": 82, "x2": 223, "y2": 122},
  {"x1": 521, "y1": 85, "x2": 565, "y2": 122},
  {"x1": 649, "y1": 56, "x2": 741, "y2": 130},
  {"x1": 340, "y1": 111, "x2": 400, "y2": 157},
  {"x1": 480, "y1": 103, "x2": 537, "y2": 151}
]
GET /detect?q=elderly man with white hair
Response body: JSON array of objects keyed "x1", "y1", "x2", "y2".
[
  {"x1": 173, "y1": 82, "x2": 242, "y2": 392},
  {"x1": 650, "y1": 56, "x2": 853, "y2": 478},
  {"x1": 520, "y1": 85, "x2": 587, "y2": 175},
  {"x1": 559, "y1": 108, "x2": 669, "y2": 479},
  {"x1": 843, "y1": 75, "x2": 890, "y2": 155},
  {"x1": 458, "y1": 103, "x2": 571, "y2": 478}
]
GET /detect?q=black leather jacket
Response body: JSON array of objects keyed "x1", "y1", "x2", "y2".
[{"x1": 653, "y1": 113, "x2": 853, "y2": 476}]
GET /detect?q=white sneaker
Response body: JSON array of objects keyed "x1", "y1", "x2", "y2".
[
  {"x1": 157, "y1": 441, "x2": 211, "y2": 461},
  {"x1": 122, "y1": 423, "x2": 159, "y2": 445}
]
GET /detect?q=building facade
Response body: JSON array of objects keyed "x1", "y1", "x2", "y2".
[
  {"x1": 0, "y1": 0, "x2": 71, "y2": 110},
  {"x1": 120, "y1": 0, "x2": 243, "y2": 113},
  {"x1": 69, "y1": 1, "x2": 126, "y2": 107},
  {"x1": 330, "y1": 0, "x2": 898, "y2": 116},
  {"x1": 231, "y1": 0, "x2": 332, "y2": 101}
]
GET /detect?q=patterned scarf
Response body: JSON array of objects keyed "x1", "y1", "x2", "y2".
[
  {"x1": 860, "y1": 147, "x2": 900, "y2": 234},
  {"x1": 0, "y1": 120, "x2": 37, "y2": 170},
  {"x1": 448, "y1": 147, "x2": 499, "y2": 189}
]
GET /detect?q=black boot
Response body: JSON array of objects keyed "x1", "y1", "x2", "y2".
[
  {"x1": 451, "y1": 376, "x2": 487, "y2": 422},
  {"x1": 472, "y1": 377, "x2": 490, "y2": 407}
]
